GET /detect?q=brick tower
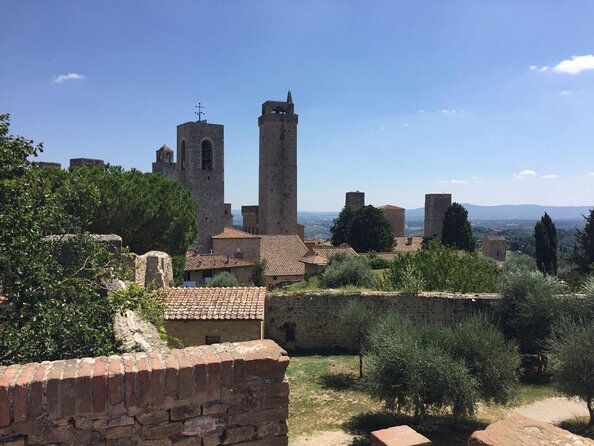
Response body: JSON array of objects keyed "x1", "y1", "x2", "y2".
[{"x1": 258, "y1": 91, "x2": 298, "y2": 235}]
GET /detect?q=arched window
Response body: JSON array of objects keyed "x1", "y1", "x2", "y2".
[
  {"x1": 181, "y1": 140, "x2": 186, "y2": 170},
  {"x1": 202, "y1": 140, "x2": 213, "y2": 170}
]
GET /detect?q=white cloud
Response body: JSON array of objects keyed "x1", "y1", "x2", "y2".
[
  {"x1": 514, "y1": 169, "x2": 537, "y2": 180},
  {"x1": 378, "y1": 126, "x2": 385, "y2": 131},
  {"x1": 560, "y1": 90, "x2": 572, "y2": 96},
  {"x1": 541, "y1": 174, "x2": 559, "y2": 180},
  {"x1": 54, "y1": 73, "x2": 86, "y2": 83},
  {"x1": 588, "y1": 172, "x2": 594, "y2": 177},
  {"x1": 553, "y1": 55, "x2": 594, "y2": 75},
  {"x1": 529, "y1": 65, "x2": 549, "y2": 72},
  {"x1": 439, "y1": 109, "x2": 459, "y2": 114},
  {"x1": 403, "y1": 123, "x2": 409, "y2": 127}
]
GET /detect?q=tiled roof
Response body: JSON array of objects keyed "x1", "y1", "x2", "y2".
[
  {"x1": 259, "y1": 235, "x2": 308, "y2": 276},
  {"x1": 312, "y1": 244, "x2": 358, "y2": 258},
  {"x1": 299, "y1": 252, "x2": 328, "y2": 266},
  {"x1": 157, "y1": 144, "x2": 172, "y2": 152},
  {"x1": 378, "y1": 204, "x2": 405, "y2": 210},
  {"x1": 185, "y1": 253, "x2": 255, "y2": 271},
  {"x1": 374, "y1": 252, "x2": 398, "y2": 261},
  {"x1": 483, "y1": 235, "x2": 506, "y2": 241},
  {"x1": 212, "y1": 227, "x2": 260, "y2": 239},
  {"x1": 394, "y1": 236, "x2": 423, "y2": 253},
  {"x1": 164, "y1": 287, "x2": 265, "y2": 321}
]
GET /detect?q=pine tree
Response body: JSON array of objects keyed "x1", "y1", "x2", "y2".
[
  {"x1": 573, "y1": 209, "x2": 594, "y2": 273},
  {"x1": 534, "y1": 212, "x2": 558, "y2": 275},
  {"x1": 441, "y1": 203, "x2": 476, "y2": 252}
]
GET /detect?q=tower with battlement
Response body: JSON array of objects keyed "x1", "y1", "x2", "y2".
[
  {"x1": 258, "y1": 91, "x2": 298, "y2": 235},
  {"x1": 153, "y1": 120, "x2": 227, "y2": 253}
]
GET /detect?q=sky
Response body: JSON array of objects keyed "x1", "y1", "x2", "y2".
[{"x1": 2, "y1": 1, "x2": 594, "y2": 211}]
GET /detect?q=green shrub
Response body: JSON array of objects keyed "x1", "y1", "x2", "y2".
[
  {"x1": 320, "y1": 255, "x2": 374, "y2": 288},
  {"x1": 250, "y1": 259, "x2": 267, "y2": 286},
  {"x1": 367, "y1": 254, "x2": 390, "y2": 270},
  {"x1": 384, "y1": 241, "x2": 500, "y2": 293},
  {"x1": 208, "y1": 271, "x2": 240, "y2": 287},
  {"x1": 109, "y1": 283, "x2": 165, "y2": 329}
]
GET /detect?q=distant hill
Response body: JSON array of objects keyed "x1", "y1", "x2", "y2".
[{"x1": 405, "y1": 204, "x2": 593, "y2": 221}]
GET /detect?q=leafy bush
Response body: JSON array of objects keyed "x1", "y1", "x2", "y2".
[
  {"x1": 547, "y1": 319, "x2": 594, "y2": 425},
  {"x1": 384, "y1": 241, "x2": 500, "y2": 293},
  {"x1": 320, "y1": 255, "x2": 374, "y2": 288},
  {"x1": 367, "y1": 254, "x2": 390, "y2": 270},
  {"x1": 208, "y1": 271, "x2": 239, "y2": 287},
  {"x1": 109, "y1": 283, "x2": 165, "y2": 329},
  {"x1": 365, "y1": 313, "x2": 519, "y2": 419}
]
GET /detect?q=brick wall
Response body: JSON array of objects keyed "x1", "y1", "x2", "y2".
[
  {"x1": 0, "y1": 340, "x2": 289, "y2": 446},
  {"x1": 265, "y1": 291, "x2": 497, "y2": 350}
]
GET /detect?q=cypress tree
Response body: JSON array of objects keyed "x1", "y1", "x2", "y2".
[
  {"x1": 441, "y1": 203, "x2": 476, "y2": 252},
  {"x1": 534, "y1": 212, "x2": 558, "y2": 275}
]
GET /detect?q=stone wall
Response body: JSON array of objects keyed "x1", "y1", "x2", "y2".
[
  {"x1": 0, "y1": 340, "x2": 289, "y2": 446},
  {"x1": 166, "y1": 320, "x2": 264, "y2": 347},
  {"x1": 212, "y1": 238, "x2": 261, "y2": 263},
  {"x1": 265, "y1": 291, "x2": 497, "y2": 350}
]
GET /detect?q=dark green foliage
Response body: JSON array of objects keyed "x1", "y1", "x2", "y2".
[
  {"x1": 367, "y1": 252, "x2": 390, "y2": 270},
  {"x1": 384, "y1": 241, "x2": 500, "y2": 293},
  {"x1": 547, "y1": 319, "x2": 594, "y2": 425},
  {"x1": 534, "y1": 212, "x2": 558, "y2": 275},
  {"x1": 441, "y1": 203, "x2": 476, "y2": 252},
  {"x1": 108, "y1": 283, "x2": 165, "y2": 329},
  {"x1": 573, "y1": 209, "x2": 594, "y2": 274},
  {"x1": 0, "y1": 115, "x2": 165, "y2": 364},
  {"x1": 330, "y1": 205, "x2": 394, "y2": 253},
  {"x1": 250, "y1": 259, "x2": 267, "y2": 286},
  {"x1": 208, "y1": 271, "x2": 240, "y2": 287},
  {"x1": 336, "y1": 299, "x2": 379, "y2": 378},
  {"x1": 320, "y1": 254, "x2": 374, "y2": 289},
  {"x1": 365, "y1": 313, "x2": 519, "y2": 419}
]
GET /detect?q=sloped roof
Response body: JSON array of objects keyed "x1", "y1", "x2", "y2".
[
  {"x1": 483, "y1": 235, "x2": 506, "y2": 241},
  {"x1": 378, "y1": 204, "x2": 405, "y2": 210},
  {"x1": 259, "y1": 235, "x2": 308, "y2": 276},
  {"x1": 299, "y1": 252, "x2": 328, "y2": 266},
  {"x1": 312, "y1": 244, "x2": 357, "y2": 259},
  {"x1": 157, "y1": 144, "x2": 172, "y2": 152},
  {"x1": 394, "y1": 236, "x2": 423, "y2": 253},
  {"x1": 212, "y1": 227, "x2": 260, "y2": 239},
  {"x1": 164, "y1": 287, "x2": 265, "y2": 320},
  {"x1": 184, "y1": 253, "x2": 255, "y2": 271}
]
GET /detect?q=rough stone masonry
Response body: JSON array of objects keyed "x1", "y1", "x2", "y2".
[{"x1": 0, "y1": 340, "x2": 290, "y2": 446}]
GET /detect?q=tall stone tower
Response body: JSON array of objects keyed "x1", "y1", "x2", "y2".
[
  {"x1": 424, "y1": 193, "x2": 452, "y2": 239},
  {"x1": 345, "y1": 191, "x2": 365, "y2": 210},
  {"x1": 153, "y1": 120, "x2": 226, "y2": 253},
  {"x1": 258, "y1": 91, "x2": 298, "y2": 235}
]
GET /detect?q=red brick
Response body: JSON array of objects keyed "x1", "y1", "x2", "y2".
[
  {"x1": 0, "y1": 364, "x2": 21, "y2": 426},
  {"x1": 76, "y1": 357, "x2": 94, "y2": 415},
  {"x1": 173, "y1": 349, "x2": 194, "y2": 400},
  {"x1": 148, "y1": 351, "x2": 165, "y2": 406},
  {"x1": 230, "y1": 407, "x2": 289, "y2": 426},
  {"x1": 163, "y1": 352, "x2": 179, "y2": 399},
  {"x1": 239, "y1": 340, "x2": 289, "y2": 381},
  {"x1": 123, "y1": 354, "x2": 137, "y2": 408},
  {"x1": 213, "y1": 347, "x2": 234, "y2": 388},
  {"x1": 92, "y1": 356, "x2": 109, "y2": 413},
  {"x1": 250, "y1": 381, "x2": 289, "y2": 399},
  {"x1": 142, "y1": 421, "x2": 183, "y2": 440},
  {"x1": 227, "y1": 348, "x2": 246, "y2": 384},
  {"x1": 198, "y1": 346, "x2": 221, "y2": 400},
  {"x1": 136, "y1": 410, "x2": 169, "y2": 425},
  {"x1": 46, "y1": 360, "x2": 66, "y2": 419},
  {"x1": 227, "y1": 399, "x2": 258, "y2": 415},
  {"x1": 185, "y1": 348, "x2": 207, "y2": 401},
  {"x1": 170, "y1": 404, "x2": 201, "y2": 420},
  {"x1": 29, "y1": 361, "x2": 51, "y2": 417},
  {"x1": 257, "y1": 421, "x2": 288, "y2": 438},
  {"x1": 61, "y1": 359, "x2": 79, "y2": 418},
  {"x1": 222, "y1": 425, "x2": 255, "y2": 444},
  {"x1": 261, "y1": 396, "x2": 288, "y2": 410},
  {"x1": 136, "y1": 353, "x2": 151, "y2": 408},
  {"x1": 13, "y1": 363, "x2": 37, "y2": 423},
  {"x1": 108, "y1": 355, "x2": 124, "y2": 406}
]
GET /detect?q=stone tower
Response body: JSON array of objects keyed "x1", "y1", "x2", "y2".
[
  {"x1": 345, "y1": 191, "x2": 365, "y2": 210},
  {"x1": 153, "y1": 121, "x2": 226, "y2": 253},
  {"x1": 424, "y1": 193, "x2": 452, "y2": 239},
  {"x1": 258, "y1": 91, "x2": 298, "y2": 235},
  {"x1": 379, "y1": 205, "x2": 406, "y2": 237}
]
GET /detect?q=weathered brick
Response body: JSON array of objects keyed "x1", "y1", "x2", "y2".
[
  {"x1": 13, "y1": 363, "x2": 37, "y2": 423},
  {"x1": 169, "y1": 404, "x2": 201, "y2": 421},
  {"x1": 249, "y1": 381, "x2": 289, "y2": 399},
  {"x1": 74, "y1": 428, "x2": 105, "y2": 444},
  {"x1": 231, "y1": 436, "x2": 288, "y2": 446},
  {"x1": 230, "y1": 407, "x2": 288, "y2": 427},
  {"x1": 122, "y1": 354, "x2": 137, "y2": 408},
  {"x1": 76, "y1": 358, "x2": 95, "y2": 415},
  {"x1": 202, "y1": 433, "x2": 221, "y2": 446},
  {"x1": 202, "y1": 401, "x2": 229, "y2": 416},
  {"x1": 222, "y1": 425, "x2": 255, "y2": 444},
  {"x1": 148, "y1": 351, "x2": 165, "y2": 406},
  {"x1": 0, "y1": 364, "x2": 21, "y2": 425},
  {"x1": 185, "y1": 348, "x2": 207, "y2": 403},
  {"x1": 228, "y1": 399, "x2": 258, "y2": 415},
  {"x1": 163, "y1": 353, "x2": 179, "y2": 399},
  {"x1": 27, "y1": 421, "x2": 73, "y2": 444},
  {"x1": 108, "y1": 355, "x2": 124, "y2": 407},
  {"x1": 172, "y1": 437, "x2": 200, "y2": 446},
  {"x1": 141, "y1": 421, "x2": 182, "y2": 440},
  {"x1": 257, "y1": 421, "x2": 288, "y2": 438},
  {"x1": 136, "y1": 410, "x2": 169, "y2": 425},
  {"x1": 135, "y1": 354, "x2": 151, "y2": 408},
  {"x1": 261, "y1": 396, "x2": 288, "y2": 410},
  {"x1": 198, "y1": 346, "x2": 221, "y2": 400},
  {"x1": 2, "y1": 437, "x2": 26, "y2": 446},
  {"x1": 92, "y1": 356, "x2": 109, "y2": 414},
  {"x1": 102, "y1": 424, "x2": 138, "y2": 439},
  {"x1": 212, "y1": 347, "x2": 234, "y2": 388},
  {"x1": 46, "y1": 360, "x2": 66, "y2": 419},
  {"x1": 61, "y1": 359, "x2": 79, "y2": 418},
  {"x1": 138, "y1": 439, "x2": 172, "y2": 446},
  {"x1": 182, "y1": 416, "x2": 224, "y2": 436},
  {"x1": 173, "y1": 349, "x2": 194, "y2": 401},
  {"x1": 93, "y1": 415, "x2": 134, "y2": 429}
]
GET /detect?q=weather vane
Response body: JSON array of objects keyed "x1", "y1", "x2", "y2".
[{"x1": 194, "y1": 102, "x2": 205, "y2": 122}]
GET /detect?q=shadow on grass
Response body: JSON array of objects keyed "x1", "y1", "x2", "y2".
[
  {"x1": 318, "y1": 372, "x2": 360, "y2": 391},
  {"x1": 344, "y1": 411, "x2": 488, "y2": 446},
  {"x1": 520, "y1": 354, "x2": 551, "y2": 385},
  {"x1": 559, "y1": 417, "x2": 594, "y2": 440}
]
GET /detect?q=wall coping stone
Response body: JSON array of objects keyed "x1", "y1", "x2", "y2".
[
  {"x1": 371, "y1": 425, "x2": 431, "y2": 446},
  {"x1": 268, "y1": 290, "x2": 500, "y2": 300}
]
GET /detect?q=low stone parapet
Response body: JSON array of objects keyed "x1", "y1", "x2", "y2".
[{"x1": 0, "y1": 340, "x2": 290, "y2": 445}]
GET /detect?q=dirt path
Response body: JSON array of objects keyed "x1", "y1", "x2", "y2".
[
  {"x1": 289, "y1": 397, "x2": 589, "y2": 445},
  {"x1": 512, "y1": 397, "x2": 589, "y2": 424}
]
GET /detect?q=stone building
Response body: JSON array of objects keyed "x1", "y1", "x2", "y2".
[
  {"x1": 152, "y1": 121, "x2": 232, "y2": 253},
  {"x1": 424, "y1": 193, "x2": 452, "y2": 239},
  {"x1": 163, "y1": 287, "x2": 265, "y2": 346},
  {"x1": 259, "y1": 234, "x2": 308, "y2": 287},
  {"x1": 482, "y1": 235, "x2": 507, "y2": 261},
  {"x1": 345, "y1": 191, "x2": 365, "y2": 210},
  {"x1": 183, "y1": 253, "x2": 255, "y2": 286},
  {"x1": 241, "y1": 205, "x2": 260, "y2": 234},
  {"x1": 258, "y1": 91, "x2": 298, "y2": 235},
  {"x1": 211, "y1": 227, "x2": 261, "y2": 261},
  {"x1": 379, "y1": 204, "x2": 406, "y2": 237}
]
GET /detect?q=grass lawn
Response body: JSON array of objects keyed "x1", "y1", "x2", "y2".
[{"x1": 287, "y1": 353, "x2": 563, "y2": 445}]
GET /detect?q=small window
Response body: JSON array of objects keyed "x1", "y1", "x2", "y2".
[
  {"x1": 202, "y1": 140, "x2": 213, "y2": 170},
  {"x1": 205, "y1": 336, "x2": 220, "y2": 345}
]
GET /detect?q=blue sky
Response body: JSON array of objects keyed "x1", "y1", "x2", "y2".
[{"x1": 2, "y1": 1, "x2": 594, "y2": 211}]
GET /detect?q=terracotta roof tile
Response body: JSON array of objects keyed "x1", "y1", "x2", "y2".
[
  {"x1": 299, "y1": 253, "x2": 328, "y2": 265},
  {"x1": 164, "y1": 287, "x2": 265, "y2": 320},
  {"x1": 378, "y1": 204, "x2": 405, "y2": 210},
  {"x1": 212, "y1": 227, "x2": 261, "y2": 239},
  {"x1": 184, "y1": 253, "x2": 255, "y2": 271},
  {"x1": 312, "y1": 244, "x2": 357, "y2": 258},
  {"x1": 394, "y1": 236, "x2": 423, "y2": 253},
  {"x1": 483, "y1": 235, "x2": 506, "y2": 241},
  {"x1": 260, "y1": 235, "x2": 308, "y2": 276}
]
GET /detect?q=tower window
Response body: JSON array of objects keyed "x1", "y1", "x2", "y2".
[
  {"x1": 181, "y1": 140, "x2": 186, "y2": 170},
  {"x1": 202, "y1": 140, "x2": 213, "y2": 170}
]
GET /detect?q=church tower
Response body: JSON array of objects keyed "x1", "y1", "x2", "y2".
[{"x1": 258, "y1": 91, "x2": 298, "y2": 235}]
